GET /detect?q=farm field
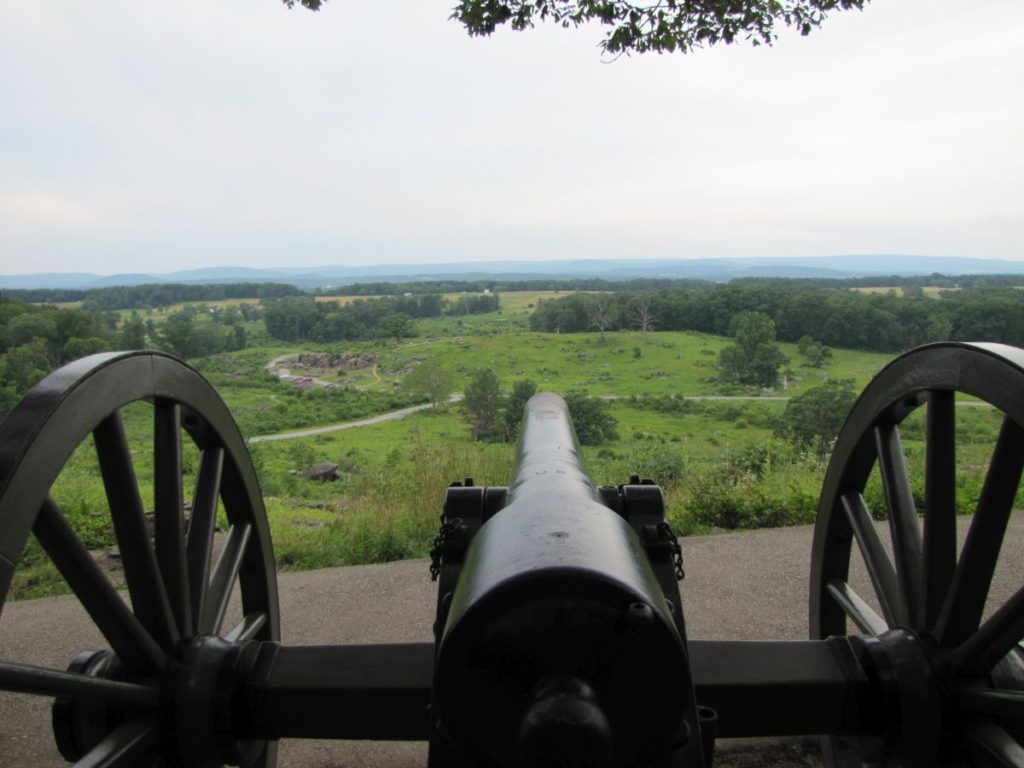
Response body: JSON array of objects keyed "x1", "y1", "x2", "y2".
[{"x1": 849, "y1": 285, "x2": 949, "y2": 297}]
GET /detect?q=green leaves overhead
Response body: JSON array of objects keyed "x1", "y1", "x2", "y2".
[
  {"x1": 451, "y1": 0, "x2": 869, "y2": 55},
  {"x1": 283, "y1": 0, "x2": 868, "y2": 56}
]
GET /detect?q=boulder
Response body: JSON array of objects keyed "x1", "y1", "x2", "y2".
[{"x1": 297, "y1": 462, "x2": 341, "y2": 482}]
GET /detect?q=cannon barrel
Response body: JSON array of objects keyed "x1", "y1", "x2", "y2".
[{"x1": 433, "y1": 393, "x2": 696, "y2": 768}]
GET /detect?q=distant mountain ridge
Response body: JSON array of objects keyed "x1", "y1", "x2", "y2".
[{"x1": 3, "y1": 255, "x2": 1023, "y2": 291}]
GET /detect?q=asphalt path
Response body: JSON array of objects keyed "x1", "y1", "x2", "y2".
[{"x1": 2, "y1": 516, "x2": 1021, "y2": 767}]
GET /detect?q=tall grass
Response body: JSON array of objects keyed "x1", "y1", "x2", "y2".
[{"x1": 263, "y1": 441, "x2": 517, "y2": 571}]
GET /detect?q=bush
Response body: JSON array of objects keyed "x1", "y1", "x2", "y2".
[
  {"x1": 685, "y1": 444, "x2": 826, "y2": 529},
  {"x1": 776, "y1": 379, "x2": 858, "y2": 455},
  {"x1": 563, "y1": 390, "x2": 619, "y2": 445}
]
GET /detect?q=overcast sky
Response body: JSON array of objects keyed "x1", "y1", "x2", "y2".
[{"x1": 1, "y1": 0, "x2": 1022, "y2": 274}]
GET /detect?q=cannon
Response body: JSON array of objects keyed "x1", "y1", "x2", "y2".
[{"x1": 0, "y1": 342, "x2": 1023, "y2": 767}]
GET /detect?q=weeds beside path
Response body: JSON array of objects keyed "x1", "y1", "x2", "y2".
[{"x1": 248, "y1": 395, "x2": 463, "y2": 443}]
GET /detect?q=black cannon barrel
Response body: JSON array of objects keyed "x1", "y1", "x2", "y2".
[
  {"x1": 433, "y1": 393, "x2": 690, "y2": 768},
  {"x1": 506, "y1": 391, "x2": 602, "y2": 505}
]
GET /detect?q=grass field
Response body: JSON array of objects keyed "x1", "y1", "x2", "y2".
[{"x1": 7, "y1": 294, "x2": 1005, "y2": 600}]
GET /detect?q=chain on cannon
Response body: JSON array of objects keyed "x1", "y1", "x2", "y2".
[{"x1": 0, "y1": 344, "x2": 1023, "y2": 767}]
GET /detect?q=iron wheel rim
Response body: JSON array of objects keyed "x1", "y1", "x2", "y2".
[
  {"x1": 810, "y1": 342, "x2": 1024, "y2": 766},
  {"x1": 0, "y1": 351, "x2": 279, "y2": 767}
]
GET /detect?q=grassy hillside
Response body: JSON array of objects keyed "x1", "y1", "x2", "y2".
[{"x1": 8, "y1": 293, "x2": 1004, "y2": 599}]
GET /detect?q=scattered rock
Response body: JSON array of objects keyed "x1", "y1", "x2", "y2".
[{"x1": 296, "y1": 463, "x2": 341, "y2": 482}]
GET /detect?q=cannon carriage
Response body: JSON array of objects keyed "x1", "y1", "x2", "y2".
[{"x1": 1, "y1": 342, "x2": 1023, "y2": 767}]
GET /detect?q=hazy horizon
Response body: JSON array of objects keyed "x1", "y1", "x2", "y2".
[{"x1": 2, "y1": 1, "x2": 1022, "y2": 274}]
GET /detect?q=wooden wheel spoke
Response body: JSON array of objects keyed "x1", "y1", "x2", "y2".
[
  {"x1": 154, "y1": 400, "x2": 191, "y2": 638},
  {"x1": 923, "y1": 389, "x2": 957, "y2": 629},
  {"x1": 949, "y1": 584, "x2": 1024, "y2": 677},
  {"x1": 0, "y1": 352, "x2": 280, "y2": 768},
  {"x1": 0, "y1": 659, "x2": 157, "y2": 708},
  {"x1": 33, "y1": 497, "x2": 164, "y2": 675},
  {"x1": 937, "y1": 417, "x2": 1024, "y2": 647},
  {"x1": 73, "y1": 717, "x2": 157, "y2": 768},
  {"x1": 874, "y1": 423, "x2": 923, "y2": 626},
  {"x1": 957, "y1": 686, "x2": 1024, "y2": 718},
  {"x1": 825, "y1": 579, "x2": 888, "y2": 636},
  {"x1": 93, "y1": 413, "x2": 178, "y2": 649},
  {"x1": 809, "y1": 345, "x2": 1024, "y2": 767},
  {"x1": 842, "y1": 492, "x2": 906, "y2": 627},
  {"x1": 966, "y1": 721, "x2": 1024, "y2": 768},
  {"x1": 186, "y1": 446, "x2": 224, "y2": 631},
  {"x1": 225, "y1": 611, "x2": 268, "y2": 643},
  {"x1": 201, "y1": 521, "x2": 252, "y2": 635}
]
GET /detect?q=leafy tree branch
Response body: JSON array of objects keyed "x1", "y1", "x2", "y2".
[{"x1": 285, "y1": 0, "x2": 868, "y2": 56}]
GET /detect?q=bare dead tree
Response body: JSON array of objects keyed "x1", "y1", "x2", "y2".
[
  {"x1": 631, "y1": 295, "x2": 657, "y2": 333},
  {"x1": 587, "y1": 296, "x2": 614, "y2": 342}
]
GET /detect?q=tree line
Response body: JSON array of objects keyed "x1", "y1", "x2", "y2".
[
  {"x1": 3, "y1": 282, "x2": 302, "y2": 310},
  {"x1": 0, "y1": 301, "x2": 120, "y2": 416},
  {"x1": 0, "y1": 299, "x2": 261, "y2": 418},
  {"x1": 12, "y1": 273, "x2": 1024, "y2": 310},
  {"x1": 529, "y1": 283, "x2": 1024, "y2": 352},
  {"x1": 316, "y1": 277, "x2": 712, "y2": 296},
  {"x1": 261, "y1": 293, "x2": 499, "y2": 343}
]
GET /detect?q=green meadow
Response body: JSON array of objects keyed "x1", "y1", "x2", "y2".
[{"x1": 8, "y1": 293, "x2": 1007, "y2": 599}]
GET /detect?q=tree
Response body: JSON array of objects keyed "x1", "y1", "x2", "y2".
[
  {"x1": 231, "y1": 324, "x2": 248, "y2": 351},
  {"x1": 262, "y1": 296, "x2": 320, "y2": 341},
  {"x1": 775, "y1": 379, "x2": 858, "y2": 455},
  {"x1": 563, "y1": 390, "x2": 618, "y2": 445},
  {"x1": 587, "y1": 295, "x2": 615, "y2": 341},
  {"x1": 0, "y1": 380, "x2": 20, "y2": 422},
  {"x1": 403, "y1": 358, "x2": 456, "y2": 410},
  {"x1": 62, "y1": 337, "x2": 111, "y2": 361},
  {"x1": 630, "y1": 294, "x2": 656, "y2": 332},
  {"x1": 286, "y1": 0, "x2": 867, "y2": 57},
  {"x1": 120, "y1": 312, "x2": 147, "y2": 349},
  {"x1": 381, "y1": 313, "x2": 415, "y2": 344},
  {"x1": 502, "y1": 379, "x2": 537, "y2": 441},
  {"x1": 0, "y1": 339, "x2": 50, "y2": 392},
  {"x1": 158, "y1": 312, "x2": 198, "y2": 358},
  {"x1": 463, "y1": 368, "x2": 503, "y2": 439},
  {"x1": 718, "y1": 311, "x2": 788, "y2": 388},
  {"x1": 796, "y1": 334, "x2": 832, "y2": 368}
]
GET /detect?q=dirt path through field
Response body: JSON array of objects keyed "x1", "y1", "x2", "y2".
[{"x1": 248, "y1": 395, "x2": 463, "y2": 443}]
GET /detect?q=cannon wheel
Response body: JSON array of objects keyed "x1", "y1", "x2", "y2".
[
  {"x1": 811, "y1": 342, "x2": 1024, "y2": 766},
  {"x1": 0, "y1": 351, "x2": 279, "y2": 766}
]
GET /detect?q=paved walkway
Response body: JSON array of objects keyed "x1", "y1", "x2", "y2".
[{"x1": 1, "y1": 517, "x2": 1021, "y2": 767}]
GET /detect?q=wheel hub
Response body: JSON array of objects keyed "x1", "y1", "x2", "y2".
[
  {"x1": 161, "y1": 635, "x2": 267, "y2": 768},
  {"x1": 52, "y1": 650, "x2": 129, "y2": 761},
  {"x1": 52, "y1": 637, "x2": 268, "y2": 768},
  {"x1": 857, "y1": 629, "x2": 942, "y2": 768}
]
